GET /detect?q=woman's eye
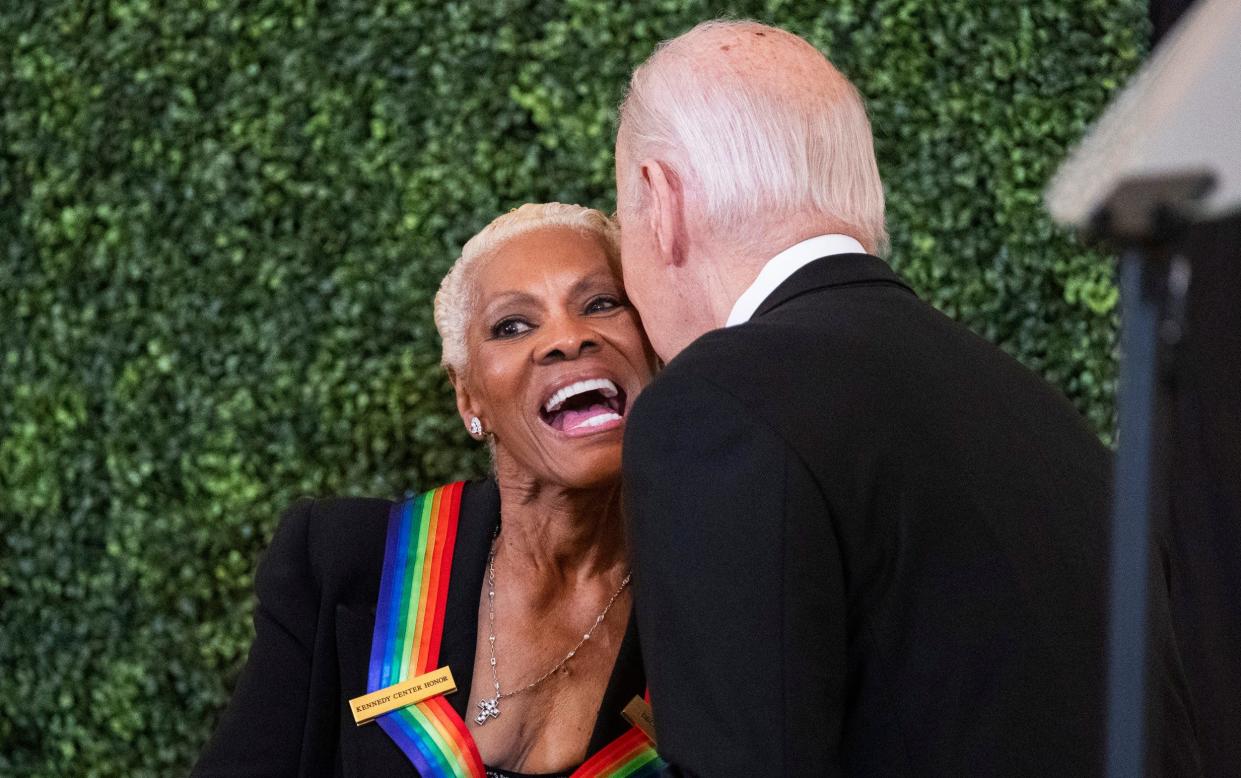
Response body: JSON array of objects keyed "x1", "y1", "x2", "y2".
[
  {"x1": 586, "y1": 296, "x2": 623, "y2": 314},
  {"x1": 491, "y1": 318, "x2": 532, "y2": 338}
]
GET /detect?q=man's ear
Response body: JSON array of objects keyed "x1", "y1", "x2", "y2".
[{"x1": 639, "y1": 158, "x2": 688, "y2": 267}]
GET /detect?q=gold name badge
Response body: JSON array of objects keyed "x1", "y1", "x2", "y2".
[
  {"x1": 622, "y1": 696, "x2": 657, "y2": 744},
  {"x1": 348, "y1": 666, "x2": 458, "y2": 726}
]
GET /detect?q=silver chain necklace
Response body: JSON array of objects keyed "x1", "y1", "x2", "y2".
[{"x1": 474, "y1": 531, "x2": 632, "y2": 726}]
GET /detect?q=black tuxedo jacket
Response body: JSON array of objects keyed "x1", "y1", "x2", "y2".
[
  {"x1": 623, "y1": 254, "x2": 1201, "y2": 777},
  {"x1": 193, "y1": 479, "x2": 646, "y2": 777}
]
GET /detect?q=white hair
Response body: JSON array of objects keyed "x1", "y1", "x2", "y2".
[
  {"x1": 434, "y1": 202, "x2": 619, "y2": 375},
  {"x1": 619, "y1": 20, "x2": 887, "y2": 253}
]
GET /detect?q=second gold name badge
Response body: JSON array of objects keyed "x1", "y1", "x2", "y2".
[
  {"x1": 348, "y1": 666, "x2": 458, "y2": 726},
  {"x1": 622, "y1": 696, "x2": 657, "y2": 744}
]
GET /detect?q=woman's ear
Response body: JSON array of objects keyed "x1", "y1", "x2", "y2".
[
  {"x1": 639, "y1": 158, "x2": 688, "y2": 268},
  {"x1": 448, "y1": 367, "x2": 485, "y2": 439}
]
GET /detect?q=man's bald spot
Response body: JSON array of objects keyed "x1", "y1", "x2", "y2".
[{"x1": 647, "y1": 21, "x2": 854, "y2": 106}]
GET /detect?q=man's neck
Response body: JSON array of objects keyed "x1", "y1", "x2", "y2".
[
  {"x1": 701, "y1": 254, "x2": 760, "y2": 329},
  {"x1": 702, "y1": 218, "x2": 866, "y2": 322},
  {"x1": 724, "y1": 233, "x2": 867, "y2": 327}
]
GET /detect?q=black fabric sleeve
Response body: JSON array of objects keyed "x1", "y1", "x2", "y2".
[
  {"x1": 193, "y1": 499, "x2": 321, "y2": 777},
  {"x1": 623, "y1": 371, "x2": 844, "y2": 777}
]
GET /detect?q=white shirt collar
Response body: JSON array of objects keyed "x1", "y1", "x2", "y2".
[{"x1": 725, "y1": 234, "x2": 867, "y2": 326}]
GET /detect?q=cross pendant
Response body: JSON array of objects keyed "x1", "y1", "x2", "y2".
[{"x1": 475, "y1": 696, "x2": 500, "y2": 725}]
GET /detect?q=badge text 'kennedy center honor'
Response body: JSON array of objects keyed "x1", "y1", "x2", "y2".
[{"x1": 348, "y1": 666, "x2": 457, "y2": 726}]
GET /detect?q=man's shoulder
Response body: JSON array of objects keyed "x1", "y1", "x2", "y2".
[
  {"x1": 627, "y1": 325, "x2": 790, "y2": 448},
  {"x1": 661, "y1": 322, "x2": 783, "y2": 387},
  {"x1": 639, "y1": 314, "x2": 827, "y2": 412}
]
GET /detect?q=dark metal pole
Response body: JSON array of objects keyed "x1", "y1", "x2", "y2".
[
  {"x1": 1081, "y1": 173, "x2": 1211, "y2": 778},
  {"x1": 1104, "y1": 249, "x2": 1163, "y2": 778}
]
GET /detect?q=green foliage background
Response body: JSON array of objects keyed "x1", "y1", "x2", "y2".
[{"x1": 1, "y1": 1, "x2": 1143, "y2": 774}]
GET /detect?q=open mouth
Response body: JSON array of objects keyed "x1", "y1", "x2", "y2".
[{"x1": 539, "y1": 377, "x2": 628, "y2": 435}]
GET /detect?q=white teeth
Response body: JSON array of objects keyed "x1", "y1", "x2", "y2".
[
  {"x1": 571, "y1": 412, "x2": 622, "y2": 430},
  {"x1": 543, "y1": 378, "x2": 619, "y2": 413}
]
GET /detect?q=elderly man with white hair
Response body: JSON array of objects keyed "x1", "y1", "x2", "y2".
[{"x1": 616, "y1": 20, "x2": 1201, "y2": 777}]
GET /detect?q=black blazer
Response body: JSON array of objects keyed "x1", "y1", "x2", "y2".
[
  {"x1": 623, "y1": 254, "x2": 1201, "y2": 777},
  {"x1": 193, "y1": 479, "x2": 646, "y2": 777}
]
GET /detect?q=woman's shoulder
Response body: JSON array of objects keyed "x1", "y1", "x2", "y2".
[
  {"x1": 262, "y1": 480, "x2": 497, "y2": 607},
  {"x1": 257, "y1": 495, "x2": 394, "y2": 609},
  {"x1": 280, "y1": 494, "x2": 395, "y2": 541}
]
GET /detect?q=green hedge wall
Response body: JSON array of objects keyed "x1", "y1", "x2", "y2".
[{"x1": 1, "y1": 1, "x2": 1144, "y2": 774}]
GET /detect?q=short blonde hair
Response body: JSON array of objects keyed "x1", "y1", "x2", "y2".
[
  {"x1": 434, "y1": 203, "x2": 620, "y2": 375},
  {"x1": 619, "y1": 20, "x2": 887, "y2": 253}
]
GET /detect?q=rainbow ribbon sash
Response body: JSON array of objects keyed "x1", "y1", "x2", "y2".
[
  {"x1": 369, "y1": 482, "x2": 484, "y2": 777},
  {"x1": 573, "y1": 725, "x2": 665, "y2": 777},
  {"x1": 368, "y1": 482, "x2": 666, "y2": 777}
]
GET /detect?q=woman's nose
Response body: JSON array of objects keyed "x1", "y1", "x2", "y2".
[{"x1": 536, "y1": 317, "x2": 599, "y2": 364}]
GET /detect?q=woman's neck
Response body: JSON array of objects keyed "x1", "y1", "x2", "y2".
[{"x1": 493, "y1": 477, "x2": 628, "y2": 596}]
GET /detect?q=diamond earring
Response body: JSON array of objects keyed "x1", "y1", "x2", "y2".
[{"x1": 469, "y1": 417, "x2": 484, "y2": 438}]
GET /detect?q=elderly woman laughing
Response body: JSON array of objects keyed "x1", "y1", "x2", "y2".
[{"x1": 194, "y1": 204, "x2": 661, "y2": 778}]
